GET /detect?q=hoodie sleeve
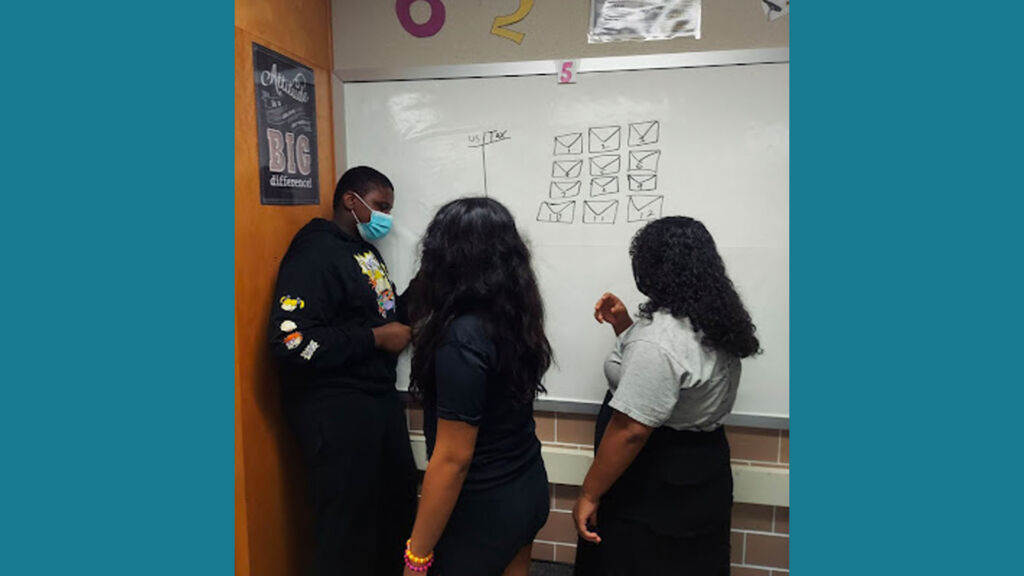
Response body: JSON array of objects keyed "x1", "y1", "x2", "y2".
[
  {"x1": 394, "y1": 270, "x2": 423, "y2": 326},
  {"x1": 268, "y1": 246, "x2": 376, "y2": 373}
]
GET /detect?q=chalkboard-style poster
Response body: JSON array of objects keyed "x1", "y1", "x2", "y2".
[{"x1": 253, "y1": 43, "x2": 319, "y2": 205}]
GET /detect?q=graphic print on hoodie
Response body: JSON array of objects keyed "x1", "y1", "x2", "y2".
[{"x1": 353, "y1": 251, "x2": 395, "y2": 318}]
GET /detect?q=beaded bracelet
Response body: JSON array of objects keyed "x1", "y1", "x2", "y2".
[
  {"x1": 404, "y1": 557, "x2": 433, "y2": 573},
  {"x1": 405, "y1": 539, "x2": 434, "y2": 572}
]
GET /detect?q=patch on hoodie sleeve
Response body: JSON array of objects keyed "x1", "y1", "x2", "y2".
[
  {"x1": 283, "y1": 331, "x2": 304, "y2": 350},
  {"x1": 299, "y1": 340, "x2": 320, "y2": 361},
  {"x1": 279, "y1": 295, "x2": 305, "y2": 312}
]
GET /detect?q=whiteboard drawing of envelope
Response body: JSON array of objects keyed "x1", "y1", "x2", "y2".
[
  {"x1": 628, "y1": 150, "x2": 661, "y2": 172},
  {"x1": 589, "y1": 154, "x2": 620, "y2": 176},
  {"x1": 628, "y1": 120, "x2": 660, "y2": 147},
  {"x1": 627, "y1": 195, "x2": 663, "y2": 222},
  {"x1": 583, "y1": 200, "x2": 619, "y2": 225},
  {"x1": 590, "y1": 176, "x2": 619, "y2": 197},
  {"x1": 552, "y1": 159, "x2": 583, "y2": 179},
  {"x1": 550, "y1": 180, "x2": 582, "y2": 199},
  {"x1": 628, "y1": 174, "x2": 658, "y2": 191},
  {"x1": 537, "y1": 200, "x2": 576, "y2": 224},
  {"x1": 553, "y1": 132, "x2": 583, "y2": 155},
  {"x1": 589, "y1": 126, "x2": 621, "y2": 153}
]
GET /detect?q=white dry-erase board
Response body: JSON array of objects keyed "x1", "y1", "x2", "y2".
[{"x1": 341, "y1": 51, "x2": 789, "y2": 424}]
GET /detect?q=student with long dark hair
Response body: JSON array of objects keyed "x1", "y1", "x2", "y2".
[
  {"x1": 572, "y1": 216, "x2": 761, "y2": 576},
  {"x1": 402, "y1": 198, "x2": 552, "y2": 576}
]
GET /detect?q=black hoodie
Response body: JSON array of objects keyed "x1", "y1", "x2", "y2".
[{"x1": 269, "y1": 218, "x2": 405, "y2": 396}]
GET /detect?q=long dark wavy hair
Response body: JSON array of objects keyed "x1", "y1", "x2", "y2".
[
  {"x1": 630, "y1": 216, "x2": 761, "y2": 358},
  {"x1": 408, "y1": 197, "x2": 552, "y2": 406}
]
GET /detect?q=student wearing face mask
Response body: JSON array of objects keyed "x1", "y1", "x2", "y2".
[{"x1": 269, "y1": 166, "x2": 418, "y2": 576}]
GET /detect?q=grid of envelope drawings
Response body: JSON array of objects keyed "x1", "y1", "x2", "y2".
[{"x1": 539, "y1": 121, "x2": 665, "y2": 225}]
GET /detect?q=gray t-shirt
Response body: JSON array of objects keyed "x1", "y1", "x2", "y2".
[{"x1": 604, "y1": 310, "x2": 741, "y2": 431}]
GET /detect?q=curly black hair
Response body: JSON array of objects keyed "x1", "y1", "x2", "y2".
[
  {"x1": 408, "y1": 197, "x2": 552, "y2": 406},
  {"x1": 630, "y1": 216, "x2": 761, "y2": 358}
]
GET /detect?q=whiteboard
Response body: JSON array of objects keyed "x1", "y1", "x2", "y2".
[{"x1": 343, "y1": 62, "x2": 788, "y2": 419}]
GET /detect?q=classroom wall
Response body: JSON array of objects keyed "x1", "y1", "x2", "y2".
[
  {"x1": 235, "y1": 0, "x2": 337, "y2": 574},
  {"x1": 330, "y1": 0, "x2": 790, "y2": 571},
  {"x1": 332, "y1": 0, "x2": 788, "y2": 71}
]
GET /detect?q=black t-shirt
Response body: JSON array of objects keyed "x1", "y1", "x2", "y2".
[{"x1": 423, "y1": 315, "x2": 542, "y2": 491}]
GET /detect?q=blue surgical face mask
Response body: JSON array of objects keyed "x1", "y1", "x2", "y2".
[{"x1": 351, "y1": 194, "x2": 393, "y2": 241}]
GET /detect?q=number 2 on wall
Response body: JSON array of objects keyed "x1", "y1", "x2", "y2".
[{"x1": 491, "y1": 0, "x2": 534, "y2": 44}]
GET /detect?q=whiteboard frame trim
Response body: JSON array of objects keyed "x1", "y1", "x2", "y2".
[
  {"x1": 399, "y1": 393, "x2": 788, "y2": 429},
  {"x1": 535, "y1": 399, "x2": 788, "y2": 429},
  {"x1": 335, "y1": 48, "x2": 789, "y2": 83}
]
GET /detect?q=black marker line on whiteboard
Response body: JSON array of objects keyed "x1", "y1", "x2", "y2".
[{"x1": 467, "y1": 129, "x2": 511, "y2": 197}]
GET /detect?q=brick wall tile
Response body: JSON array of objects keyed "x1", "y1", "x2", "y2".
[
  {"x1": 556, "y1": 414, "x2": 596, "y2": 445},
  {"x1": 535, "y1": 412, "x2": 556, "y2": 442},
  {"x1": 780, "y1": 430, "x2": 789, "y2": 463},
  {"x1": 733, "y1": 503, "x2": 774, "y2": 532},
  {"x1": 731, "y1": 531, "x2": 745, "y2": 564},
  {"x1": 774, "y1": 507, "x2": 789, "y2": 534},
  {"x1": 554, "y1": 544, "x2": 577, "y2": 565},
  {"x1": 531, "y1": 542, "x2": 555, "y2": 562},
  {"x1": 727, "y1": 426, "x2": 781, "y2": 462},
  {"x1": 536, "y1": 510, "x2": 577, "y2": 543},
  {"x1": 408, "y1": 406, "x2": 423, "y2": 432},
  {"x1": 745, "y1": 533, "x2": 789, "y2": 569},
  {"x1": 553, "y1": 485, "x2": 580, "y2": 511}
]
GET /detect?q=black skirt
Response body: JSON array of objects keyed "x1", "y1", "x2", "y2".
[{"x1": 574, "y1": 392, "x2": 734, "y2": 576}]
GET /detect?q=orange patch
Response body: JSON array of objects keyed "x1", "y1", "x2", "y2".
[{"x1": 284, "y1": 331, "x2": 304, "y2": 350}]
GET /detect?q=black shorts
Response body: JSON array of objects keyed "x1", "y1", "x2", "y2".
[{"x1": 430, "y1": 457, "x2": 550, "y2": 576}]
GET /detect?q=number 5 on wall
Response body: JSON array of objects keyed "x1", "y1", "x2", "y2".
[
  {"x1": 491, "y1": 0, "x2": 534, "y2": 44},
  {"x1": 558, "y1": 60, "x2": 579, "y2": 84}
]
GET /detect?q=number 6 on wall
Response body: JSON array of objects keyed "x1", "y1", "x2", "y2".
[
  {"x1": 396, "y1": 0, "x2": 446, "y2": 38},
  {"x1": 491, "y1": 0, "x2": 534, "y2": 44}
]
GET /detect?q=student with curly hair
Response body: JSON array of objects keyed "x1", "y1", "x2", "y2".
[
  {"x1": 572, "y1": 216, "x2": 761, "y2": 576},
  {"x1": 402, "y1": 198, "x2": 552, "y2": 576}
]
